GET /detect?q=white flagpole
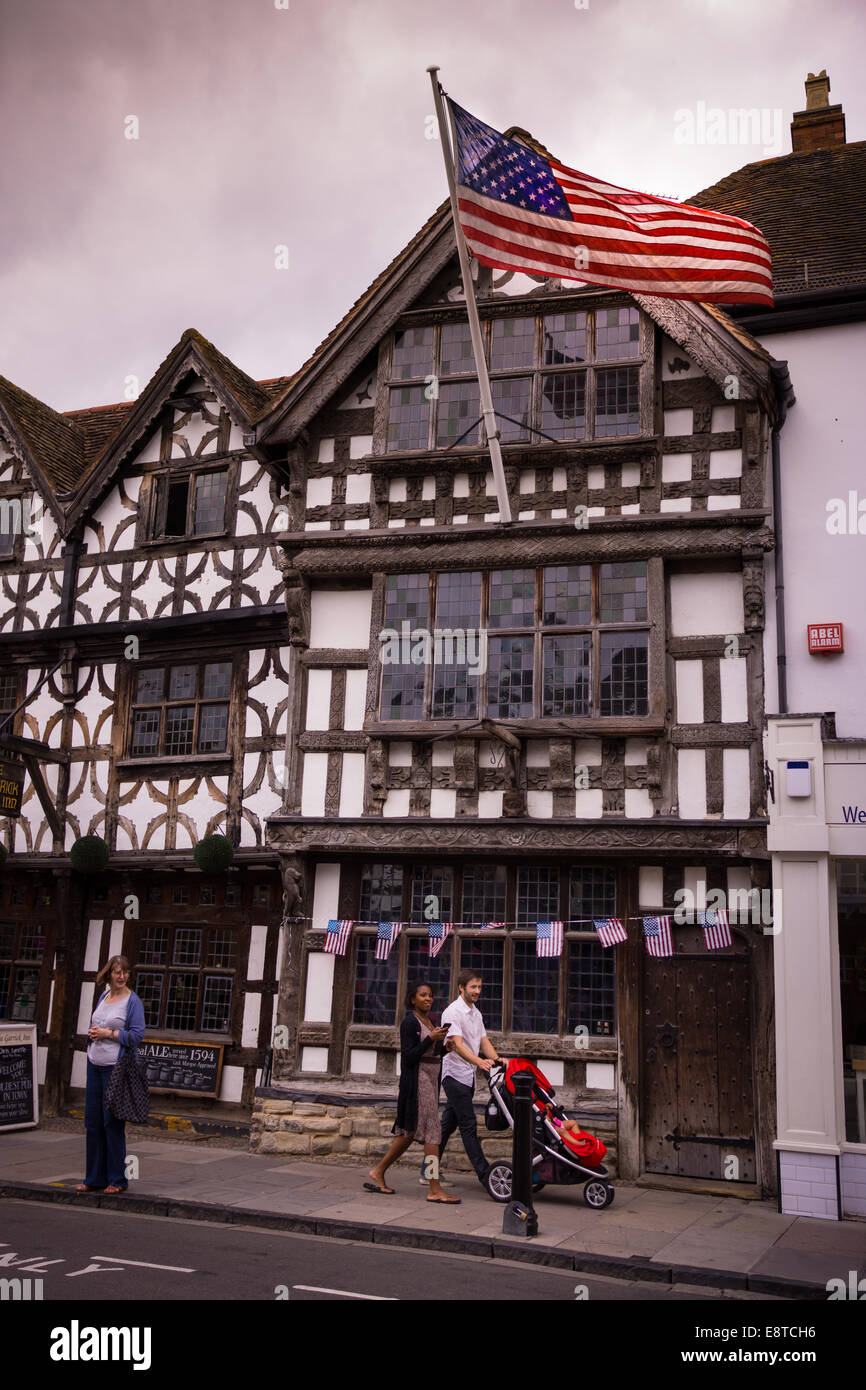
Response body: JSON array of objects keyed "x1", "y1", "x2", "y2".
[{"x1": 427, "y1": 66, "x2": 512, "y2": 524}]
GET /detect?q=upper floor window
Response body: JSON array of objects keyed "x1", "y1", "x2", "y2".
[
  {"x1": 128, "y1": 661, "x2": 232, "y2": 758},
  {"x1": 386, "y1": 305, "x2": 642, "y2": 452},
  {"x1": 150, "y1": 466, "x2": 229, "y2": 539},
  {"x1": 379, "y1": 563, "x2": 648, "y2": 721}
]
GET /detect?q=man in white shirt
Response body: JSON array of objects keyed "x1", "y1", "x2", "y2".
[{"x1": 439, "y1": 968, "x2": 502, "y2": 1189}]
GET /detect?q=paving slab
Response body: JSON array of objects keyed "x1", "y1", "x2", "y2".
[{"x1": 652, "y1": 1229, "x2": 776, "y2": 1271}]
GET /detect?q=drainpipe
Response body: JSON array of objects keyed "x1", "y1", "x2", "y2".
[{"x1": 769, "y1": 361, "x2": 794, "y2": 716}]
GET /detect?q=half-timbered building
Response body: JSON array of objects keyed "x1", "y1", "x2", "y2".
[{"x1": 252, "y1": 129, "x2": 790, "y2": 1193}]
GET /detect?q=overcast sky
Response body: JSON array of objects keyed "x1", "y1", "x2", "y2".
[{"x1": 2, "y1": 0, "x2": 864, "y2": 413}]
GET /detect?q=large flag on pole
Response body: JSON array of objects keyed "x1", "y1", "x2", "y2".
[{"x1": 447, "y1": 99, "x2": 773, "y2": 306}]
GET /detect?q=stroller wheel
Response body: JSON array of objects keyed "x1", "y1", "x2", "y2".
[
  {"x1": 485, "y1": 1161, "x2": 514, "y2": 1203},
  {"x1": 583, "y1": 1179, "x2": 614, "y2": 1209}
]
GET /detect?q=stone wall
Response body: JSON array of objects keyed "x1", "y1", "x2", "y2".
[{"x1": 250, "y1": 1093, "x2": 617, "y2": 1174}]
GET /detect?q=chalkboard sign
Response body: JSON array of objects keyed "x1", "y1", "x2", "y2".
[
  {"x1": 0, "y1": 1024, "x2": 39, "y2": 1130},
  {"x1": 138, "y1": 1039, "x2": 225, "y2": 1098}
]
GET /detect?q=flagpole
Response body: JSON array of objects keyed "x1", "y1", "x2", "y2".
[{"x1": 427, "y1": 66, "x2": 512, "y2": 525}]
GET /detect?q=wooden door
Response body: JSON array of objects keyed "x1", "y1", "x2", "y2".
[{"x1": 642, "y1": 926, "x2": 756, "y2": 1182}]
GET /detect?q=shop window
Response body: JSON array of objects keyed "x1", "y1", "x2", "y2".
[
  {"x1": 0, "y1": 922, "x2": 45, "y2": 1021},
  {"x1": 379, "y1": 565, "x2": 649, "y2": 722},
  {"x1": 386, "y1": 305, "x2": 643, "y2": 452},
  {"x1": 838, "y1": 861, "x2": 866, "y2": 1143},
  {"x1": 128, "y1": 661, "x2": 232, "y2": 758},
  {"x1": 134, "y1": 924, "x2": 237, "y2": 1033}
]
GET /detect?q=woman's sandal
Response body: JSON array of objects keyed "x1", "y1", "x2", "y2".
[
  {"x1": 363, "y1": 1181, "x2": 395, "y2": 1195},
  {"x1": 103, "y1": 1185, "x2": 126, "y2": 1194},
  {"x1": 74, "y1": 1184, "x2": 100, "y2": 1193},
  {"x1": 426, "y1": 1195, "x2": 462, "y2": 1204}
]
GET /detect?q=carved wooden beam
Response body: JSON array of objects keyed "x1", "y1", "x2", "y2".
[{"x1": 20, "y1": 752, "x2": 63, "y2": 839}]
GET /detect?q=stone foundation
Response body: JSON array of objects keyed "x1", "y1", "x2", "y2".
[{"x1": 250, "y1": 1091, "x2": 617, "y2": 1174}]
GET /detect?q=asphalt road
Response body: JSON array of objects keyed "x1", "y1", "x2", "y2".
[{"x1": 0, "y1": 1199, "x2": 731, "y2": 1302}]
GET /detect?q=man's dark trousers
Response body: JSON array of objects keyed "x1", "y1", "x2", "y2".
[{"x1": 439, "y1": 1076, "x2": 488, "y2": 1182}]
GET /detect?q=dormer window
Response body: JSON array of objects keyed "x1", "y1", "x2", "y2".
[
  {"x1": 386, "y1": 305, "x2": 644, "y2": 453},
  {"x1": 150, "y1": 466, "x2": 229, "y2": 539}
]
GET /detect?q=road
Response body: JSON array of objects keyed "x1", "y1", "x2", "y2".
[{"x1": 0, "y1": 1199, "x2": 743, "y2": 1301}]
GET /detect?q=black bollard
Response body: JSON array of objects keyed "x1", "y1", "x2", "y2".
[{"x1": 502, "y1": 1070, "x2": 539, "y2": 1237}]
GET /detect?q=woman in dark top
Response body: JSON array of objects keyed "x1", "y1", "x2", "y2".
[{"x1": 365, "y1": 981, "x2": 460, "y2": 1203}]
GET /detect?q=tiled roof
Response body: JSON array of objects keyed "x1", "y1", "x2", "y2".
[
  {"x1": 0, "y1": 374, "x2": 84, "y2": 494},
  {"x1": 689, "y1": 142, "x2": 866, "y2": 295},
  {"x1": 64, "y1": 401, "x2": 136, "y2": 473}
]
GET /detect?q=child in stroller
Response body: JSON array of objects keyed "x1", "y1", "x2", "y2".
[{"x1": 483, "y1": 1057, "x2": 614, "y2": 1209}]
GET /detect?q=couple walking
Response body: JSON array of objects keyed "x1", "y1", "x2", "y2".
[{"x1": 365, "y1": 968, "x2": 501, "y2": 1202}]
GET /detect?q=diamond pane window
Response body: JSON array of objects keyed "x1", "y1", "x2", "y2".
[
  {"x1": 542, "y1": 635, "x2": 591, "y2": 716},
  {"x1": 436, "y1": 380, "x2": 480, "y2": 447},
  {"x1": 596, "y1": 306, "x2": 640, "y2": 360},
  {"x1": 192, "y1": 470, "x2": 228, "y2": 535},
  {"x1": 600, "y1": 631, "x2": 648, "y2": 715},
  {"x1": 599, "y1": 562, "x2": 647, "y2": 623},
  {"x1": 387, "y1": 386, "x2": 430, "y2": 451},
  {"x1": 440, "y1": 321, "x2": 474, "y2": 375},
  {"x1": 392, "y1": 326, "x2": 435, "y2": 381},
  {"x1": 543, "y1": 312, "x2": 587, "y2": 366},
  {"x1": 543, "y1": 566, "x2": 591, "y2": 625},
  {"x1": 490, "y1": 317, "x2": 535, "y2": 370},
  {"x1": 595, "y1": 366, "x2": 640, "y2": 437},
  {"x1": 488, "y1": 637, "x2": 534, "y2": 718}
]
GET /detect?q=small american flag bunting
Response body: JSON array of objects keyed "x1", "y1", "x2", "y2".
[
  {"x1": 593, "y1": 917, "x2": 627, "y2": 949},
  {"x1": 323, "y1": 919, "x2": 354, "y2": 956},
  {"x1": 643, "y1": 916, "x2": 674, "y2": 958},
  {"x1": 428, "y1": 922, "x2": 453, "y2": 959},
  {"x1": 536, "y1": 921, "x2": 563, "y2": 958},
  {"x1": 699, "y1": 909, "x2": 732, "y2": 951},
  {"x1": 375, "y1": 921, "x2": 403, "y2": 962},
  {"x1": 480, "y1": 921, "x2": 506, "y2": 932}
]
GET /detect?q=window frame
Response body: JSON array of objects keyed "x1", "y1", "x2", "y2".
[
  {"x1": 384, "y1": 302, "x2": 651, "y2": 455},
  {"x1": 377, "y1": 563, "x2": 654, "y2": 725},
  {"x1": 145, "y1": 462, "x2": 232, "y2": 542},
  {"x1": 122, "y1": 657, "x2": 236, "y2": 763},
  {"x1": 130, "y1": 919, "x2": 241, "y2": 1036}
]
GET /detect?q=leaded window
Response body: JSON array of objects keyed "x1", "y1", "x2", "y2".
[
  {"x1": 386, "y1": 305, "x2": 643, "y2": 451},
  {"x1": 151, "y1": 467, "x2": 229, "y2": 539},
  {"x1": 0, "y1": 921, "x2": 45, "y2": 1021},
  {"x1": 134, "y1": 923, "x2": 236, "y2": 1033},
  {"x1": 379, "y1": 564, "x2": 649, "y2": 721},
  {"x1": 128, "y1": 661, "x2": 232, "y2": 758}
]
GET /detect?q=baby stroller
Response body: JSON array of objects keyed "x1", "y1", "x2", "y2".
[{"x1": 483, "y1": 1058, "x2": 614, "y2": 1209}]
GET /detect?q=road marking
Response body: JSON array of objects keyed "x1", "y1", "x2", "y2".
[
  {"x1": 91, "y1": 1255, "x2": 195, "y2": 1272},
  {"x1": 292, "y1": 1285, "x2": 397, "y2": 1300}
]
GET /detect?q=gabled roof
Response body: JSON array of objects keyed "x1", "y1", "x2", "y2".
[
  {"x1": 0, "y1": 374, "x2": 84, "y2": 494},
  {"x1": 689, "y1": 142, "x2": 866, "y2": 294}
]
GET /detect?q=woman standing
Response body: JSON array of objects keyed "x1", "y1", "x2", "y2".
[
  {"x1": 76, "y1": 955, "x2": 146, "y2": 1194},
  {"x1": 365, "y1": 981, "x2": 460, "y2": 1203}
]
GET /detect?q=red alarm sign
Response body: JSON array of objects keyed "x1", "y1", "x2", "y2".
[{"x1": 808, "y1": 623, "x2": 843, "y2": 653}]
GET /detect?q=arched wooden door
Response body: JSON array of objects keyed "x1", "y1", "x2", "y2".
[{"x1": 641, "y1": 925, "x2": 756, "y2": 1182}]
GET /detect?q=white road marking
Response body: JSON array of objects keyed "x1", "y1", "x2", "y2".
[
  {"x1": 90, "y1": 1255, "x2": 195, "y2": 1273},
  {"x1": 292, "y1": 1285, "x2": 397, "y2": 1300}
]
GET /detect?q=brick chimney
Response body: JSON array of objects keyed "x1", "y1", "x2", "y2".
[{"x1": 790, "y1": 70, "x2": 846, "y2": 153}]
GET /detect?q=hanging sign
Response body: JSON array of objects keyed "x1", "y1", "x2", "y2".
[{"x1": 0, "y1": 758, "x2": 26, "y2": 817}]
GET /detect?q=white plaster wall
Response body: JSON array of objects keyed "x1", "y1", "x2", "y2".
[
  {"x1": 639, "y1": 866, "x2": 664, "y2": 908},
  {"x1": 301, "y1": 1047, "x2": 329, "y2": 1072},
  {"x1": 115, "y1": 780, "x2": 172, "y2": 850},
  {"x1": 677, "y1": 749, "x2": 707, "y2": 818},
  {"x1": 312, "y1": 862, "x2": 340, "y2": 931},
  {"x1": 175, "y1": 776, "x2": 229, "y2": 848},
  {"x1": 723, "y1": 748, "x2": 751, "y2": 819},
  {"x1": 241, "y1": 993, "x2": 261, "y2": 1048},
  {"x1": 669, "y1": 571, "x2": 744, "y2": 636},
  {"x1": 761, "y1": 322, "x2": 866, "y2": 736},
  {"x1": 300, "y1": 752, "x2": 328, "y2": 816},
  {"x1": 304, "y1": 953, "x2": 335, "y2": 1021},
  {"x1": 675, "y1": 660, "x2": 703, "y2": 723},
  {"x1": 247, "y1": 924, "x2": 268, "y2": 980},
  {"x1": 720, "y1": 657, "x2": 748, "y2": 723},
  {"x1": 305, "y1": 670, "x2": 332, "y2": 731},
  {"x1": 343, "y1": 669, "x2": 367, "y2": 730},
  {"x1": 246, "y1": 650, "x2": 290, "y2": 739},
  {"x1": 310, "y1": 589, "x2": 372, "y2": 647},
  {"x1": 338, "y1": 753, "x2": 366, "y2": 817}
]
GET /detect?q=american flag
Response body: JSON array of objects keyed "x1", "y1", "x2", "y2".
[
  {"x1": 323, "y1": 919, "x2": 354, "y2": 956},
  {"x1": 374, "y1": 921, "x2": 403, "y2": 962},
  {"x1": 448, "y1": 99, "x2": 773, "y2": 306},
  {"x1": 593, "y1": 917, "x2": 627, "y2": 948},
  {"x1": 428, "y1": 922, "x2": 453, "y2": 959},
  {"x1": 480, "y1": 921, "x2": 506, "y2": 932},
  {"x1": 536, "y1": 921, "x2": 563, "y2": 958},
  {"x1": 699, "y1": 909, "x2": 732, "y2": 951},
  {"x1": 643, "y1": 915, "x2": 674, "y2": 958}
]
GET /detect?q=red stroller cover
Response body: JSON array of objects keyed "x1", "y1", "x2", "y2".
[{"x1": 504, "y1": 1057, "x2": 607, "y2": 1167}]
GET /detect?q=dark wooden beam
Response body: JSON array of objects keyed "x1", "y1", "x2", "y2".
[
  {"x1": 20, "y1": 753, "x2": 63, "y2": 839},
  {"x1": 0, "y1": 733, "x2": 69, "y2": 765}
]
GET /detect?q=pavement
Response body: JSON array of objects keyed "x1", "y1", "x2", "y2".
[{"x1": 2, "y1": 1125, "x2": 865, "y2": 1299}]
